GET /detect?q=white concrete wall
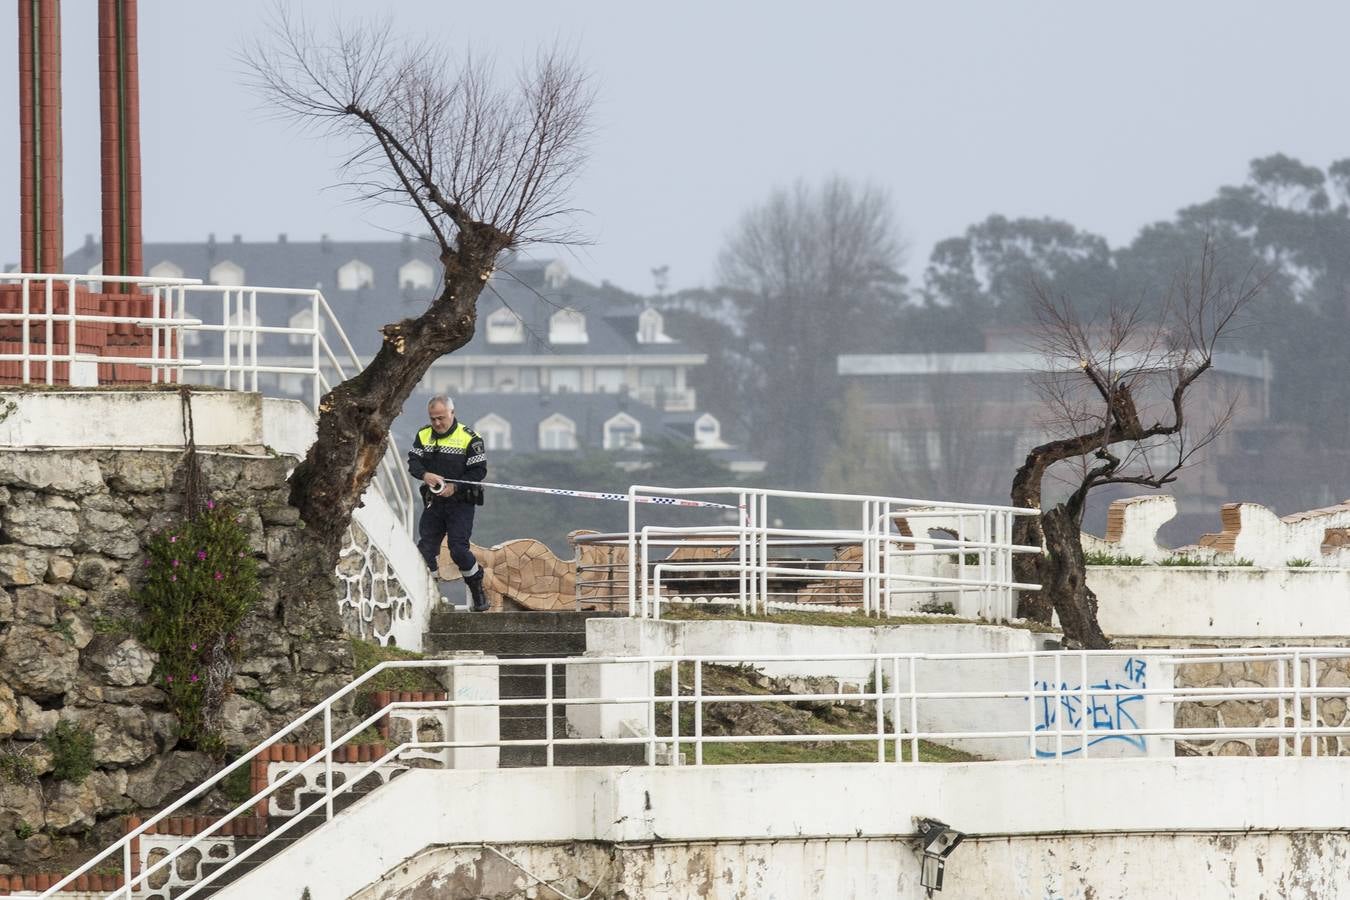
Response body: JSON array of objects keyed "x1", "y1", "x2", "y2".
[
  {"x1": 259, "y1": 396, "x2": 316, "y2": 455},
  {"x1": 353, "y1": 832, "x2": 1350, "y2": 900},
  {"x1": 0, "y1": 389, "x2": 265, "y2": 448},
  {"x1": 1223, "y1": 502, "x2": 1350, "y2": 568},
  {"x1": 569, "y1": 619, "x2": 1173, "y2": 760},
  {"x1": 215, "y1": 758, "x2": 1350, "y2": 900},
  {"x1": 1088, "y1": 493, "x2": 1350, "y2": 568},
  {"x1": 1091, "y1": 566, "x2": 1350, "y2": 638}
]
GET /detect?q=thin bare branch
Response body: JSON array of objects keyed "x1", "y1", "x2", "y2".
[{"x1": 243, "y1": 6, "x2": 594, "y2": 257}]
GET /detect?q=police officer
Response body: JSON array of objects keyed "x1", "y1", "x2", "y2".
[{"x1": 408, "y1": 395, "x2": 489, "y2": 611}]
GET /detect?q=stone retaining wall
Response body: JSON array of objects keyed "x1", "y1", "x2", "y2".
[
  {"x1": 1120, "y1": 638, "x2": 1350, "y2": 758},
  {"x1": 0, "y1": 449, "x2": 352, "y2": 869}
]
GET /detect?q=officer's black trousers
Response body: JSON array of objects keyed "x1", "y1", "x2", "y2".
[{"x1": 417, "y1": 500, "x2": 479, "y2": 576}]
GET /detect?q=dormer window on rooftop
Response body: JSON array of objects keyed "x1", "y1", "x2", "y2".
[
  {"x1": 548, "y1": 308, "x2": 588, "y2": 344},
  {"x1": 148, "y1": 260, "x2": 183, "y2": 279},
  {"x1": 473, "y1": 413, "x2": 512, "y2": 451},
  {"x1": 486, "y1": 307, "x2": 525, "y2": 344},
  {"x1": 544, "y1": 259, "x2": 570, "y2": 290},
  {"x1": 209, "y1": 260, "x2": 245, "y2": 286},
  {"x1": 399, "y1": 258, "x2": 435, "y2": 291},
  {"x1": 287, "y1": 307, "x2": 327, "y2": 345},
  {"x1": 336, "y1": 259, "x2": 374, "y2": 291},
  {"x1": 637, "y1": 307, "x2": 672, "y2": 344},
  {"x1": 603, "y1": 412, "x2": 642, "y2": 450},
  {"x1": 695, "y1": 413, "x2": 723, "y2": 448},
  {"x1": 538, "y1": 413, "x2": 578, "y2": 451}
]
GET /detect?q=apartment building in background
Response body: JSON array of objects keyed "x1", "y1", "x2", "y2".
[{"x1": 61, "y1": 234, "x2": 762, "y2": 472}]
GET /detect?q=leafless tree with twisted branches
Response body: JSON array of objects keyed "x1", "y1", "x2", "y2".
[
  {"x1": 1010, "y1": 238, "x2": 1263, "y2": 647},
  {"x1": 243, "y1": 8, "x2": 593, "y2": 599}
]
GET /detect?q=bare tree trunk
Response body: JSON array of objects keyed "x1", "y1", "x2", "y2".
[
  {"x1": 1010, "y1": 451, "x2": 1110, "y2": 647},
  {"x1": 1038, "y1": 502, "x2": 1111, "y2": 649},
  {"x1": 286, "y1": 229, "x2": 503, "y2": 574},
  {"x1": 1010, "y1": 457, "x2": 1052, "y2": 624}
]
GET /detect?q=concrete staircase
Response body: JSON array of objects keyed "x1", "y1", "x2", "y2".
[
  {"x1": 139, "y1": 762, "x2": 395, "y2": 899},
  {"x1": 424, "y1": 610, "x2": 644, "y2": 767}
]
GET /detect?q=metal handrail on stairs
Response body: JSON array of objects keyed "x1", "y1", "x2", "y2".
[{"x1": 15, "y1": 645, "x2": 1350, "y2": 898}]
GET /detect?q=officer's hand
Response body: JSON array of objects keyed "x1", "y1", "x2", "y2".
[
  {"x1": 442, "y1": 483, "x2": 456, "y2": 497},
  {"x1": 423, "y1": 474, "x2": 444, "y2": 491}
]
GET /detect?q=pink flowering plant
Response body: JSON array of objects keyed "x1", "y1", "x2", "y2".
[{"x1": 134, "y1": 502, "x2": 260, "y2": 748}]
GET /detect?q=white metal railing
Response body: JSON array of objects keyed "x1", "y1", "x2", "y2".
[
  {"x1": 7, "y1": 645, "x2": 1350, "y2": 898},
  {"x1": 0, "y1": 272, "x2": 413, "y2": 531},
  {"x1": 572, "y1": 485, "x2": 1041, "y2": 621}
]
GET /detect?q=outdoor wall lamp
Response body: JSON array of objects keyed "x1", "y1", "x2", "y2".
[{"x1": 915, "y1": 816, "x2": 965, "y2": 895}]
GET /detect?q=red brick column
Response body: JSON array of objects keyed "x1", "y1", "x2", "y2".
[
  {"x1": 18, "y1": 0, "x2": 64, "y2": 273},
  {"x1": 99, "y1": 0, "x2": 142, "y2": 281}
]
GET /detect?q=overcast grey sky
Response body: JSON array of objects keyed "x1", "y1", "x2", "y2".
[{"x1": 2, "y1": 1, "x2": 1347, "y2": 294}]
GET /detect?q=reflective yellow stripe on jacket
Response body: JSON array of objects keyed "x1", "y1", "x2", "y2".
[{"x1": 417, "y1": 424, "x2": 473, "y2": 451}]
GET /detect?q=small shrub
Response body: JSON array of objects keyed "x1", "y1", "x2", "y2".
[
  {"x1": 1084, "y1": 550, "x2": 1145, "y2": 566},
  {"x1": 1287, "y1": 558, "x2": 1314, "y2": 568},
  {"x1": 14, "y1": 821, "x2": 34, "y2": 841},
  {"x1": 220, "y1": 762, "x2": 253, "y2": 804},
  {"x1": 917, "y1": 601, "x2": 956, "y2": 616},
  {"x1": 0, "y1": 746, "x2": 37, "y2": 785},
  {"x1": 1158, "y1": 555, "x2": 1207, "y2": 567},
  {"x1": 45, "y1": 721, "x2": 95, "y2": 784},
  {"x1": 1232, "y1": 557, "x2": 1256, "y2": 567},
  {"x1": 52, "y1": 618, "x2": 76, "y2": 645},
  {"x1": 91, "y1": 614, "x2": 134, "y2": 636},
  {"x1": 136, "y1": 503, "x2": 261, "y2": 746}
]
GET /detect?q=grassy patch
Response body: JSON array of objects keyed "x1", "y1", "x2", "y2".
[
  {"x1": 91, "y1": 614, "x2": 135, "y2": 636},
  {"x1": 659, "y1": 606, "x2": 1053, "y2": 633},
  {"x1": 1287, "y1": 558, "x2": 1314, "y2": 568},
  {"x1": 660, "y1": 607, "x2": 977, "y2": 628},
  {"x1": 1084, "y1": 550, "x2": 1146, "y2": 566},
  {"x1": 0, "y1": 746, "x2": 37, "y2": 785},
  {"x1": 653, "y1": 662, "x2": 980, "y2": 766},
  {"x1": 696, "y1": 737, "x2": 978, "y2": 765},
  {"x1": 1158, "y1": 555, "x2": 1207, "y2": 567},
  {"x1": 349, "y1": 639, "x2": 442, "y2": 694},
  {"x1": 219, "y1": 763, "x2": 253, "y2": 804}
]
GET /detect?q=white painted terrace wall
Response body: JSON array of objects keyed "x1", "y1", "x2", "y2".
[
  {"x1": 214, "y1": 759, "x2": 1350, "y2": 900},
  {"x1": 0, "y1": 389, "x2": 266, "y2": 447},
  {"x1": 570, "y1": 619, "x2": 1173, "y2": 760},
  {"x1": 1090, "y1": 566, "x2": 1350, "y2": 638}
]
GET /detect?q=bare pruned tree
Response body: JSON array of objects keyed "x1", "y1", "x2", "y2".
[
  {"x1": 719, "y1": 178, "x2": 906, "y2": 487},
  {"x1": 242, "y1": 11, "x2": 592, "y2": 586},
  {"x1": 1011, "y1": 238, "x2": 1263, "y2": 648}
]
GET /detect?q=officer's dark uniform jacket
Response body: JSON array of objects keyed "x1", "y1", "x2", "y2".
[{"x1": 407, "y1": 421, "x2": 487, "y2": 505}]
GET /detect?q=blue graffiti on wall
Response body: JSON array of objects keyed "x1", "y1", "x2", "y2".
[{"x1": 1029, "y1": 657, "x2": 1146, "y2": 757}]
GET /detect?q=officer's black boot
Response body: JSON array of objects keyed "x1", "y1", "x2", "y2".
[{"x1": 466, "y1": 570, "x2": 489, "y2": 612}]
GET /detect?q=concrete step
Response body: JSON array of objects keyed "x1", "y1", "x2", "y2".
[
  {"x1": 500, "y1": 714, "x2": 569, "y2": 741},
  {"x1": 500, "y1": 670, "x2": 567, "y2": 700},
  {"x1": 427, "y1": 610, "x2": 621, "y2": 634},
  {"x1": 425, "y1": 631, "x2": 587, "y2": 657},
  {"x1": 501, "y1": 743, "x2": 647, "y2": 768}
]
